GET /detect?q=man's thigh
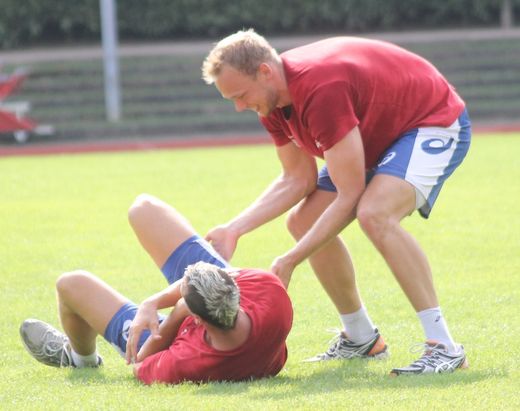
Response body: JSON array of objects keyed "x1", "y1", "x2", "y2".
[
  {"x1": 129, "y1": 194, "x2": 198, "y2": 269},
  {"x1": 373, "y1": 109, "x2": 471, "y2": 218},
  {"x1": 161, "y1": 235, "x2": 230, "y2": 284},
  {"x1": 360, "y1": 174, "x2": 417, "y2": 221},
  {"x1": 292, "y1": 188, "x2": 337, "y2": 222},
  {"x1": 319, "y1": 110, "x2": 471, "y2": 219},
  {"x1": 130, "y1": 195, "x2": 230, "y2": 284}
]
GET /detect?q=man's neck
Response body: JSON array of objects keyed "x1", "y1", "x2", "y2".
[
  {"x1": 204, "y1": 309, "x2": 251, "y2": 351},
  {"x1": 273, "y1": 57, "x2": 292, "y2": 108}
]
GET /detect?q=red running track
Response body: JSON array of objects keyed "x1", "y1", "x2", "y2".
[{"x1": 1, "y1": 124, "x2": 519, "y2": 158}]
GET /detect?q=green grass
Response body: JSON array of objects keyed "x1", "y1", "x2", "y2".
[{"x1": 0, "y1": 134, "x2": 519, "y2": 410}]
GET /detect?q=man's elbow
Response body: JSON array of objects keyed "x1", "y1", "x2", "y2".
[
  {"x1": 133, "y1": 362, "x2": 142, "y2": 379},
  {"x1": 285, "y1": 173, "x2": 317, "y2": 199}
]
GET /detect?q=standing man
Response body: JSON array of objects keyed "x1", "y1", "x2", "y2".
[{"x1": 202, "y1": 29, "x2": 470, "y2": 375}]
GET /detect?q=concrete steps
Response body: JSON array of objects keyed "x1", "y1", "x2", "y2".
[{"x1": 2, "y1": 33, "x2": 519, "y2": 144}]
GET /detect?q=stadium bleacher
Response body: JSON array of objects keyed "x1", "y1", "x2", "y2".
[{"x1": 1, "y1": 31, "x2": 519, "y2": 144}]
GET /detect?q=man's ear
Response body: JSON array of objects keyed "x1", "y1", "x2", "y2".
[{"x1": 257, "y1": 62, "x2": 273, "y2": 80}]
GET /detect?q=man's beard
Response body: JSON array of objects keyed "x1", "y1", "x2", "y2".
[{"x1": 260, "y1": 88, "x2": 279, "y2": 117}]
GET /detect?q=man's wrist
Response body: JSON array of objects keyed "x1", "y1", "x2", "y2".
[
  {"x1": 141, "y1": 298, "x2": 158, "y2": 311},
  {"x1": 226, "y1": 221, "x2": 246, "y2": 237},
  {"x1": 283, "y1": 249, "x2": 302, "y2": 267},
  {"x1": 132, "y1": 362, "x2": 142, "y2": 378}
]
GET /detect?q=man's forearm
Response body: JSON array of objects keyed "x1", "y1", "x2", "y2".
[
  {"x1": 136, "y1": 301, "x2": 190, "y2": 362},
  {"x1": 286, "y1": 192, "x2": 359, "y2": 265},
  {"x1": 142, "y1": 280, "x2": 182, "y2": 311},
  {"x1": 284, "y1": 125, "x2": 365, "y2": 263},
  {"x1": 228, "y1": 173, "x2": 315, "y2": 236}
]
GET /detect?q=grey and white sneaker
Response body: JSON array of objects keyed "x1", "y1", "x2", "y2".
[
  {"x1": 304, "y1": 329, "x2": 389, "y2": 362},
  {"x1": 390, "y1": 341, "x2": 468, "y2": 376},
  {"x1": 19, "y1": 319, "x2": 101, "y2": 368}
]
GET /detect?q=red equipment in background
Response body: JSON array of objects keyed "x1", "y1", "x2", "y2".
[{"x1": 0, "y1": 66, "x2": 53, "y2": 143}]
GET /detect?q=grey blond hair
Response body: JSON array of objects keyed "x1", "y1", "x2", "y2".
[
  {"x1": 202, "y1": 28, "x2": 278, "y2": 84},
  {"x1": 183, "y1": 262, "x2": 240, "y2": 330}
]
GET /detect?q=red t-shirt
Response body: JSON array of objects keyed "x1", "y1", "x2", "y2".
[
  {"x1": 137, "y1": 269, "x2": 293, "y2": 385},
  {"x1": 260, "y1": 37, "x2": 465, "y2": 169}
]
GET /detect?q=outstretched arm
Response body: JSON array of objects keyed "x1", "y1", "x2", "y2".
[
  {"x1": 206, "y1": 142, "x2": 318, "y2": 260},
  {"x1": 271, "y1": 127, "x2": 366, "y2": 287}
]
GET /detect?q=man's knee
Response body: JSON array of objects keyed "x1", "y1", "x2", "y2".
[
  {"x1": 356, "y1": 201, "x2": 393, "y2": 241},
  {"x1": 286, "y1": 206, "x2": 309, "y2": 239},
  {"x1": 128, "y1": 193, "x2": 158, "y2": 226},
  {"x1": 286, "y1": 192, "x2": 339, "y2": 239},
  {"x1": 56, "y1": 270, "x2": 94, "y2": 299}
]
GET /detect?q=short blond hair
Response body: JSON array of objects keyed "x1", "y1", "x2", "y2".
[
  {"x1": 202, "y1": 28, "x2": 278, "y2": 84},
  {"x1": 183, "y1": 262, "x2": 240, "y2": 330}
]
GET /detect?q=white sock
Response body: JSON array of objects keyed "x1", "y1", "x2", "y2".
[
  {"x1": 340, "y1": 306, "x2": 377, "y2": 344},
  {"x1": 417, "y1": 307, "x2": 457, "y2": 353},
  {"x1": 71, "y1": 348, "x2": 99, "y2": 368}
]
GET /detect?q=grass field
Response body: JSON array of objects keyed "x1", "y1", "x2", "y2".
[{"x1": 0, "y1": 134, "x2": 519, "y2": 410}]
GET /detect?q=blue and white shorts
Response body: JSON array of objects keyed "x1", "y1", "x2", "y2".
[
  {"x1": 103, "y1": 235, "x2": 230, "y2": 356},
  {"x1": 317, "y1": 109, "x2": 471, "y2": 218}
]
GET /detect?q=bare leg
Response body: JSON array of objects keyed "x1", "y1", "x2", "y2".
[
  {"x1": 128, "y1": 194, "x2": 197, "y2": 269},
  {"x1": 56, "y1": 270, "x2": 129, "y2": 355},
  {"x1": 56, "y1": 196, "x2": 198, "y2": 357},
  {"x1": 357, "y1": 174, "x2": 438, "y2": 311},
  {"x1": 287, "y1": 189, "x2": 362, "y2": 314}
]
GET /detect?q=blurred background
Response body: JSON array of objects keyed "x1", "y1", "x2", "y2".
[{"x1": 0, "y1": 0, "x2": 519, "y2": 146}]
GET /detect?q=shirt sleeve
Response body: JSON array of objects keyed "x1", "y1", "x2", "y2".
[
  {"x1": 259, "y1": 111, "x2": 291, "y2": 146},
  {"x1": 303, "y1": 82, "x2": 359, "y2": 151},
  {"x1": 136, "y1": 349, "x2": 180, "y2": 385}
]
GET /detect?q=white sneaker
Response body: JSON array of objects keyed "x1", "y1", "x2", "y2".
[
  {"x1": 304, "y1": 329, "x2": 389, "y2": 362},
  {"x1": 390, "y1": 340, "x2": 468, "y2": 376},
  {"x1": 20, "y1": 319, "x2": 102, "y2": 368}
]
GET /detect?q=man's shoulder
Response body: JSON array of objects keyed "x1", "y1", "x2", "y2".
[
  {"x1": 282, "y1": 36, "x2": 371, "y2": 54},
  {"x1": 237, "y1": 270, "x2": 291, "y2": 306},
  {"x1": 235, "y1": 269, "x2": 287, "y2": 293},
  {"x1": 235, "y1": 268, "x2": 278, "y2": 281}
]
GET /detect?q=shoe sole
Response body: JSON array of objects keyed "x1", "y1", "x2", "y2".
[
  {"x1": 303, "y1": 348, "x2": 390, "y2": 363},
  {"x1": 389, "y1": 357, "x2": 469, "y2": 377}
]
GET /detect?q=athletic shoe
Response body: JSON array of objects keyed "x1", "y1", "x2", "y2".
[
  {"x1": 19, "y1": 319, "x2": 102, "y2": 368},
  {"x1": 390, "y1": 340, "x2": 468, "y2": 376},
  {"x1": 303, "y1": 329, "x2": 388, "y2": 362}
]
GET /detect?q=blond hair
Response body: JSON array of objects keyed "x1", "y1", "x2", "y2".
[
  {"x1": 202, "y1": 28, "x2": 278, "y2": 84},
  {"x1": 183, "y1": 262, "x2": 240, "y2": 330}
]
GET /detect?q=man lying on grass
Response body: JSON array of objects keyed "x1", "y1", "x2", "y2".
[{"x1": 20, "y1": 194, "x2": 293, "y2": 385}]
